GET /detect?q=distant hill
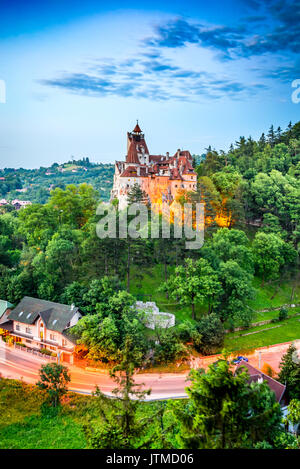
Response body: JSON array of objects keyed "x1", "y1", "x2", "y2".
[{"x1": 0, "y1": 158, "x2": 114, "y2": 203}]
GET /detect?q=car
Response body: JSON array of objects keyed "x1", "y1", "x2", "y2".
[{"x1": 233, "y1": 356, "x2": 249, "y2": 364}]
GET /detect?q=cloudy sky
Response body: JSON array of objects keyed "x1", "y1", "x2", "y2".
[{"x1": 0, "y1": 0, "x2": 299, "y2": 168}]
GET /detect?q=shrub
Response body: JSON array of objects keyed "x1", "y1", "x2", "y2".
[
  {"x1": 195, "y1": 314, "x2": 225, "y2": 355},
  {"x1": 40, "y1": 348, "x2": 52, "y2": 356},
  {"x1": 278, "y1": 307, "x2": 288, "y2": 321}
]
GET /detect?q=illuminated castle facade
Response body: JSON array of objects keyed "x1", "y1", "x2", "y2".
[{"x1": 111, "y1": 123, "x2": 197, "y2": 209}]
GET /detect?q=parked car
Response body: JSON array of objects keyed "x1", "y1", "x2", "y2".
[{"x1": 233, "y1": 356, "x2": 249, "y2": 364}]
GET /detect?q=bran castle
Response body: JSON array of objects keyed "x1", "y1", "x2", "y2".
[{"x1": 110, "y1": 123, "x2": 197, "y2": 209}]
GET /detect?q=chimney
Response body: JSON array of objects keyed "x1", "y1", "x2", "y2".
[
  {"x1": 71, "y1": 303, "x2": 75, "y2": 311},
  {"x1": 137, "y1": 166, "x2": 140, "y2": 176},
  {"x1": 177, "y1": 149, "x2": 181, "y2": 158},
  {"x1": 166, "y1": 152, "x2": 169, "y2": 159}
]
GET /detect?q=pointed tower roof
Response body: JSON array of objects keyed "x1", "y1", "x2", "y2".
[{"x1": 133, "y1": 121, "x2": 142, "y2": 133}]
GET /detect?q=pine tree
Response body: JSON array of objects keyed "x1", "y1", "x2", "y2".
[
  {"x1": 267, "y1": 125, "x2": 275, "y2": 147},
  {"x1": 127, "y1": 183, "x2": 148, "y2": 205},
  {"x1": 83, "y1": 336, "x2": 169, "y2": 449},
  {"x1": 258, "y1": 132, "x2": 266, "y2": 150},
  {"x1": 278, "y1": 344, "x2": 300, "y2": 399}
]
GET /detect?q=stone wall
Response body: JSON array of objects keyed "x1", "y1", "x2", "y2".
[{"x1": 135, "y1": 301, "x2": 175, "y2": 330}]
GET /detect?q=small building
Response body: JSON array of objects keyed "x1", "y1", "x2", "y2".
[
  {"x1": 0, "y1": 300, "x2": 13, "y2": 325},
  {"x1": 0, "y1": 296, "x2": 82, "y2": 363},
  {"x1": 235, "y1": 360, "x2": 286, "y2": 404},
  {"x1": 11, "y1": 199, "x2": 32, "y2": 210}
]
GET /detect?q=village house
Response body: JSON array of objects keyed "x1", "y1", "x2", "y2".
[
  {"x1": 111, "y1": 123, "x2": 197, "y2": 210},
  {"x1": 11, "y1": 199, "x2": 32, "y2": 210},
  {"x1": 235, "y1": 360, "x2": 286, "y2": 404},
  {"x1": 0, "y1": 296, "x2": 82, "y2": 363}
]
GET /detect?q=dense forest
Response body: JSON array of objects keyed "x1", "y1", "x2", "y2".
[{"x1": 0, "y1": 157, "x2": 114, "y2": 203}]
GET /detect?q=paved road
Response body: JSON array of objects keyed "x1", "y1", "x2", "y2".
[
  {"x1": 0, "y1": 340, "x2": 299, "y2": 400},
  {"x1": 0, "y1": 342, "x2": 190, "y2": 399}
]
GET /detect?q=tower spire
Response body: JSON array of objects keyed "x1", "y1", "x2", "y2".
[{"x1": 133, "y1": 120, "x2": 142, "y2": 134}]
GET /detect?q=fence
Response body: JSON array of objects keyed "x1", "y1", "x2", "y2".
[{"x1": 15, "y1": 344, "x2": 56, "y2": 361}]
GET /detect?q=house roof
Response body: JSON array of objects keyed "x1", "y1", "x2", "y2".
[
  {"x1": 8, "y1": 296, "x2": 80, "y2": 333},
  {"x1": 0, "y1": 320, "x2": 13, "y2": 332},
  {"x1": 235, "y1": 360, "x2": 286, "y2": 402},
  {"x1": 0, "y1": 300, "x2": 13, "y2": 319}
]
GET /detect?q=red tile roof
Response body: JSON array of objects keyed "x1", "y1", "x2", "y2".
[
  {"x1": 126, "y1": 141, "x2": 140, "y2": 164},
  {"x1": 235, "y1": 360, "x2": 286, "y2": 402}
]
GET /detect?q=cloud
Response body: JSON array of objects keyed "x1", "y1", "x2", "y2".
[
  {"x1": 41, "y1": 5, "x2": 293, "y2": 102},
  {"x1": 143, "y1": 2, "x2": 300, "y2": 60},
  {"x1": 40, "y1": 56, "x2": 267, "y2": 102},
  {"x1": 144, "y1": 19, "x2": 246, "y2": 60}
]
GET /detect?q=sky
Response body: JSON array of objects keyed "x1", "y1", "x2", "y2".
[{"x1": 0, "y1": 0, "x2": 299, "y2": 168}]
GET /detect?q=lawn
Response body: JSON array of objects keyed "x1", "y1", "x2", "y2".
[
  {"x1": 224, "y1": 315, "x2": 300, "y2": 353},
  {"x1": 129, "y1": 264, "x2": 300, "y2": 324},
  {"x1": 129, "y1": 264, "x2": 300, "y2": 353},
  {"x1": 129, "y1": 264, "x2": 203, "y2": 323}
]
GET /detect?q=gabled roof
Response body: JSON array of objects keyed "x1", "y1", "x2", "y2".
[
  {"x1": 0, "y1": 300, "x2": 13, "y2": 319},
  {"x1": 235, "y1": 360, "x2": 286, "y2": 402},
  {"x1": 8, "y1": 296, "x2": 80, "y2": 333}
]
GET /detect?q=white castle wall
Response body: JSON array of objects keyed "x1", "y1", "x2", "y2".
[{"x1": 135, "y1": 301, "x2": 175, "y2": 330}]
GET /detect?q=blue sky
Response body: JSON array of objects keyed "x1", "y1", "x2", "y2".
[{"x1": 0, "y1": 0, "x2": 299, "y2": 168}]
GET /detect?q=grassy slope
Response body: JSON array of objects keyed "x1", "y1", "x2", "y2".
[
  {"x1": 0, "y1": 379, "x2": 170, "y2": 449},
  {"x1": 0, "y1": 380, "x2": 86, "y2": 449},
  {"x1": 129, "y1": 264, "x2": 300, "y2": 351},
  {"x1": 224, "y1": 314, "x2": 300, "y2": 353}
]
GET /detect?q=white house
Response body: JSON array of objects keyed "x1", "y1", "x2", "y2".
[{"x1": 0, "y1": 296, "x2": 82, "y2": 363}]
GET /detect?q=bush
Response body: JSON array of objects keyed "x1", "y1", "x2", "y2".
[
  {"x1": 195, "y1": 314, "x2": 225, "y2": 355},
  {"x1": 278, "y1": 307, "x2": 288, "y2": 321},
  {"x1": 40, "y1": 348, "x2": 52, "y2": 356},
  {"x1": 153, "y1": 329, "x2": 188, "y2": 364}
]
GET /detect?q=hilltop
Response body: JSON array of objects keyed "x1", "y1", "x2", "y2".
[{"x1": 0, "y1": 158, "x2": 114, "y2": 204}]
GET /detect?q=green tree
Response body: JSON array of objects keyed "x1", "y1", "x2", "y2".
[
  {"x1": 60, "y1": 281, "x2": 89, "y2": 309},
  {"x1": 252, "y1": 232, "x2": 296, "y2": 286},
  {"x1": 170, "y1": 360, "x2": 282, "y2": 448},
  {"x1": 195, "y1": 314, "x2": 225, "y2": 355},
  {"x1": 72, "y1": 291, "x2": 147, "y2": 364},
  {"x1": 284, "y1": 399, "x2": 300, "y2": 435},
  {"x1": 127, "y1": 183, "x2": 148, "y2": 205},
  {"x1": 162, "y1": 258, "x2": 220, "y2": 319},
  {"x1": 216, "y1": 260, "x2": 255, "y2": 326},
  {"x1": 83, "y1": 276, "x2": 122, "y2": 314},
  {"x1": 37, "y1": 363, "x2": 71, "y2": 407},
  {"x1": 84, "y1": 336, "x2": 155, "y2": 449},
  {"x1": 278, "y1": 344, "x2": 300, "y2": 400}
]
